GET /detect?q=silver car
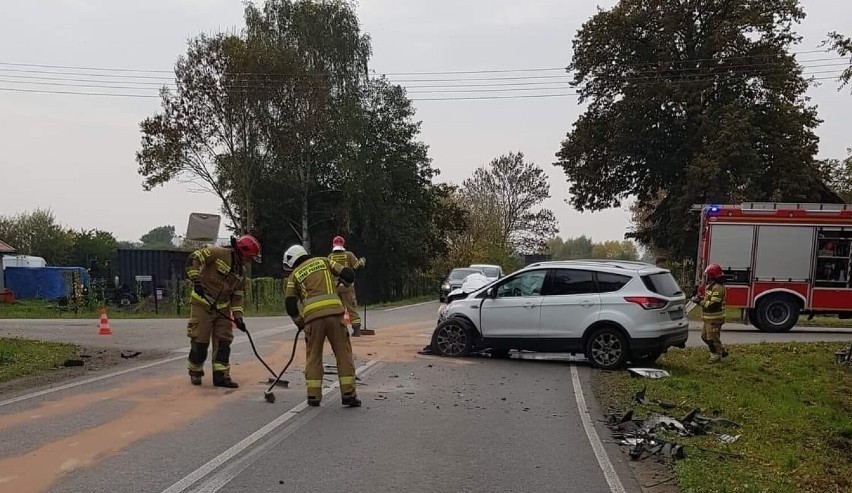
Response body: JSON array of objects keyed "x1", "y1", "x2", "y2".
[{"x1": 429, "y1": 260, "x2": 688, "y2": 370}]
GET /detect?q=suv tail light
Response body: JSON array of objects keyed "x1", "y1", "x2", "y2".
[{"x1": 624, "y1": 296, "x2": 667, "y2": 310}]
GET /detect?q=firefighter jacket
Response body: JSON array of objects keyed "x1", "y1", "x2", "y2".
[
  {"x1": 186, "y1": 246, "x2": 246, "y2": 319},
  {"x1": 700, "y1": 281, "x2": 726, "y2": 321},
  {"x1": 328, "y1": 250, "x2": 364, "y2": 283},
  {"x1": 284, "y1": 257, "x2": 354, "y2": 325}
]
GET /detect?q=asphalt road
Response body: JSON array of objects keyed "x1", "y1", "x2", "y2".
[{"x1": 0, "y1": 302, "x2": 849, "y2": 493}]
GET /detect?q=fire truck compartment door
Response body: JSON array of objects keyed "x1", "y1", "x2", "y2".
[
  {"x1": 709, "y1": 225, "x2": 754, "y2": 269},
  {"x1": 754, "y1": 226, "x2": 814, "y2": 281}
]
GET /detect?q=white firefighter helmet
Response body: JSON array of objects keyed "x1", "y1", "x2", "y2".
[{"x1": 283, "y1": 244, "x2": 308, "y2": 269}]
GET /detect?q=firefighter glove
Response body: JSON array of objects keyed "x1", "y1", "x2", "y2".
[
  {"x1": 359, "y1": 257, "x2": 367, "y2": 267},
  {"x1": 193, "y1": 282, "x2": 205, "y2": 298},
  {"x1": 235, "y1": 318, "x2": 247, "y2": 332}
]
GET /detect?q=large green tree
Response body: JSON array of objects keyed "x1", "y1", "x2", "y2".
[
  {"x1": 0, "y1": 209, "x2": 75, "y2": 265},
  {"x1": 463, "y1": 152, "x2": 558, "y2": 256},
  {"x1": 137, "y1": 33, "x2": 263, "y2": 233},
  {"x1": 70, "y1": 229, "x2": 118, "y2": 268},
  {"x1": 134, "y1": 0, "x2": 461, "y2": 302},
  {"x1": 243, "y1": 0, "x2": 370, "y2": 253},
  {"x1": 556, "y1": 0, "x2": 839, "y2": 259},
  {"x1": 139, "y1": 225, "x2": 176, "y2": 249}
]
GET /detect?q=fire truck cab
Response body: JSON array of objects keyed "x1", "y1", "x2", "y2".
[{"x1": 696, "y1": 202, "x2": 852, "y2": 332}]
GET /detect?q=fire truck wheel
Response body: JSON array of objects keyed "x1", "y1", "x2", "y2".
[{"x1": 754, "y1": 295, "x2": 800, "y2": 333}]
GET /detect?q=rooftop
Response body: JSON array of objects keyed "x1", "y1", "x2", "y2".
[{"x1": 0, "y1": 240, "x2": 16, "y2": 254}]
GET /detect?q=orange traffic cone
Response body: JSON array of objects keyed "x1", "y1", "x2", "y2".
[
  {"x1": 98, "y1": 308, "x2": 113, "y2": 335},
  {"x1": 343, "y1": 310, "x2": 351, "y2": 327}
]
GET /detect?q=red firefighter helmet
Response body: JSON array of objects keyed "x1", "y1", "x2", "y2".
[
  {"x1": 332, "y1": 236, "x2": 345, "y2": 248},
  {"x1": 704, "y1": 263, "x2": 723, "y2": 280},
  {"x1": 235, "y1": 235, "x2": 261, "y2": 262}
]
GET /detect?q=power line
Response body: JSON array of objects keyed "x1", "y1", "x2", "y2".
[
  {"x1": 2, "y1": 76, "x2": 842, "y2": 101},
  {"x1": 0, "y1": 60, "x2": 843, "y2": 91},
  {"x1": 0, "y1": 66, "x2": 843, "y2": 95},
  {"x1": 0, "y1": 87, "x2": 158, "y2": 98},
  {"x1": 0, "y1": 48, "x2": 832, "y2": 75}
]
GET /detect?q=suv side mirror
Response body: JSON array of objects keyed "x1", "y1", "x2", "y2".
[{"x1": 486, "y1": 287, "x2": 496, "y2": 298}]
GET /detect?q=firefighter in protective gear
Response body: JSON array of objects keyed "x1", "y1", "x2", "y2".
[
  {"x1": 694, "y1": 263, "x2": 729, "y2": 362},
  {"x1": 185, "y1": 235, "x2": 261, "y2": 387},
  {"x1": 283, "y1": 244, "x2": 361, "y2": 408},
  {"x1": 328, "y1": 236, "x2": 370, "y2": 336}
]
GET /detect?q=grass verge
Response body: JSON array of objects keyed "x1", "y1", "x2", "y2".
[
  {"x1": 688, "y1": 307, "x2": 851, "y2": 328},
  {"x1": 0, "y1": 338, "x2": 78, "y2": 384},
  {"x1": 593, "y1": 342, "x2": 852, "y2": 493}
]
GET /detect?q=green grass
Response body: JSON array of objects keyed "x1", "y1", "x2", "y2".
[
  {"x1": 688, "y1": 307, "x2": 852, "y2": 328},
  {"x1": 0, "y1": 338, "x2": 78, "y2": 383},
  {"x1": 594, "y1": 343, "x2": 852, "y2": 493}
]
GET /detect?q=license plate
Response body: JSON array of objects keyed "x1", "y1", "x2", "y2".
[{"x1": 670, "y1": 309, "x2": 684, "y2": 320}]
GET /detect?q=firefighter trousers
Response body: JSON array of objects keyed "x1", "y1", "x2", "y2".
[
  {"x1": 304, "y1": 314, "x2": 357, "y2": 402},
  {"x1": 186, "y1": 303, "x2": 235, "y2": 375},
  {"x1": 337, "y1": 285, "x2": 361, "y2": 326},
  {"x1": 701, "y1": 320, "x2": 726, "y2": 355}
]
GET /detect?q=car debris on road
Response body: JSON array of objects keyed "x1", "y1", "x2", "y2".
[
  {"x1": 627, "y1": 368, "x2": 671, "y2": 379},
  {"x1": 607, "y1": 388, "x2": 741, "y2": 462}
]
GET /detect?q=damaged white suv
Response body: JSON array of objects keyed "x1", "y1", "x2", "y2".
[{"x1": 429, "y1": 260, "x2": 689, "y2": 370}]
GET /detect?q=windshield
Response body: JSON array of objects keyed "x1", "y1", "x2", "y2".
[
  {"x1": 477, "y1": 267, "x2": 500, "y2": 278},
  {"x1": 449, "y1": 269, "x2": 479, "y2": 280},
  {"x1": 641, "y1": 272, "x2": 684, "y2": 297}
]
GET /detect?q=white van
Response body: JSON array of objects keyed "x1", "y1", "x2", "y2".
[{"x1": 2, "y1": 255, "x2": 47, "y2": 269}]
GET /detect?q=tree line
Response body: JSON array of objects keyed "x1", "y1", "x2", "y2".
[{"x1": 0, "y1": 209, "x2": 183, "y2": 267}]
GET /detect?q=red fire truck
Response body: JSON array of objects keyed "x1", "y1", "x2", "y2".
[{"x1": 695, "y1": 202, "x2": 852, "y2": 332}]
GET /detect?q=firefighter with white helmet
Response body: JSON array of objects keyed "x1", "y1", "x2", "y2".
[
  {"x1": 694, "y1": 263, "x2": 729, "y2": 362},
  {"x1": 185, "y1": 234, "x2": 261, "y2": 388},
  {"x1": 283, "y1": 244, "x2": 360, "y2": 407},
  {"x1": 328, "y1": 236, "x2": 370, "y2": 336}
]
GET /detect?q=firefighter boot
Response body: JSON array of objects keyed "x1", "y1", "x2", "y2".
[
  {"x1": 352, "y1": 324, "x2": 362, "y2": 337},
  {"x1": 341, "y1": 392, "x2": 361, "y2": 408},
  {"x1": 189, "y1": 370, "x2": 203, "y2": 386},
  {"x1": 307, "y1": 396, "x2": 321, "y2": 407},
  {"x1": 213, "y1": 371, "x2": 239, "y2": 388}
]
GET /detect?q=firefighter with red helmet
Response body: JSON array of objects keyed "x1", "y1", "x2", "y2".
[
  {"x1": 328, "y1": 236, "x2": 370, "y2": 336},
  {"x1": 694, "y1": 263, "x2": 729, "y2": 362},
  {"x1": 185, "y1": 235, "x2": 261, "y2": 387}
]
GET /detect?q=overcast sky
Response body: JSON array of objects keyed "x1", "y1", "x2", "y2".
[{"x1": 0, "y1": 0, "x2": 850, "y2": 244}]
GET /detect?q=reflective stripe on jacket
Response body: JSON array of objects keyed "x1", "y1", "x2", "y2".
[
  {"x1": 701, "y1": 282, "x2": 726, "y2": 321},
  {"x1": 285, "y1": 257, "x2": 346, "y2": 323},
  {"x1": 186, "y1": 246, "x2": 245, "y2": 315}
]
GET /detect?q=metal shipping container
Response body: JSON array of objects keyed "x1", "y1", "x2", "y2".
[{"x1": 116, "y1": 249, "x2": 190, "y2": 295}]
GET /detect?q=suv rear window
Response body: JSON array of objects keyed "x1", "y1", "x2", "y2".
[
  {"x1": 596, "y1": 272, "x2": 631, "y2": 293},
  {"x1": 641, "y1": 272, "x2": 683, "y2": 297}
]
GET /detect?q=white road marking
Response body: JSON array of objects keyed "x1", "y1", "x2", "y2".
[
  {"x1": 570, "y1": 365, "x2": 626, "y2": 493},
  {"x1": 160, "y1": 360, "x2": 379, "y2": 493},
  {"x1": 377, "y1": 300, "x2": 437, "y2": 312},
  {"x1": 0, "y1": 325, "x2": 295, "y2": 408}
]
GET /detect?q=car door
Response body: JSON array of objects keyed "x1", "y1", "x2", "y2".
[
  {"x1": 480, "y1": 269, "x2": 547, "y2": 338},
  {"x1": 539, "y1": 268, "x2": 601, "y2": 340}
]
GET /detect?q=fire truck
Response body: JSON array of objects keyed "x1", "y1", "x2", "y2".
[{"x1": 695, "y1": 202, "x2": 852, "y2": 332}]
